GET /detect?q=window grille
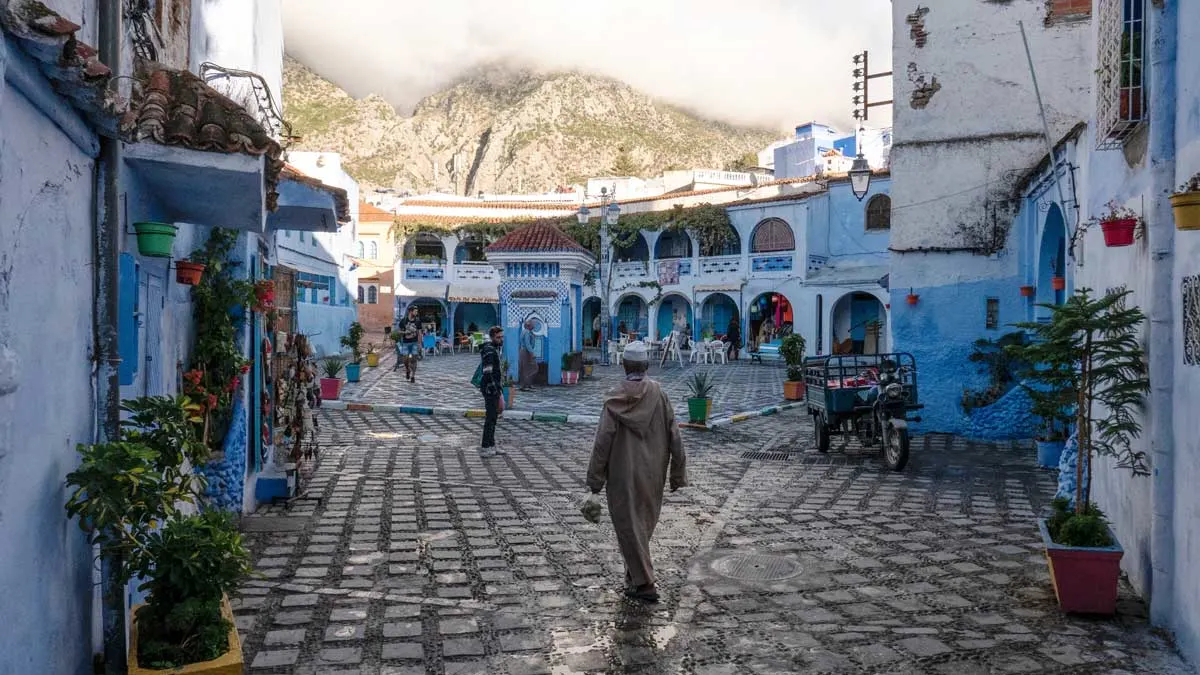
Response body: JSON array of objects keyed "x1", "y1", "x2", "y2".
[
  {"x1": 357, "y1": 286, "x2": 365, "y2": 303},
  {"x1": 356, "y1": 241, "x2": 365, "y2": 257},
  {"x1": 751, "y1": 219, "x2": 795, "y2": 253},
  {"x1": 866, "y1": 195, "x2": 892, "y2": 230},
  {"x1": 985, "y1": 298, "x2": 1000, "y2": 330},
  {"x1": 1096, "y1": 0, "x2": 1146, "y2": 149},
  {"x1": 368, "y1": 241, "x2": 379, "y2": 259},
  {"x1": 1183, "y1": 275, "x2": 1200, "y2": 366},
  {"x1": 367, "y1": 286, "x2": 378, "y2": 305}
]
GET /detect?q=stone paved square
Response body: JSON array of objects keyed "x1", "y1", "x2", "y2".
[{"x1": 233, "y1": 405, "x2": 1193, "y2": 674}]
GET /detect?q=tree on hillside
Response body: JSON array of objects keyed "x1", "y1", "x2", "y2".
[
  {"x1": 724, "y1": 151, "x2": 759, "y2": 172},
  {"x1": 610, "y1": 146, "x2": 642, "y2": 177}
]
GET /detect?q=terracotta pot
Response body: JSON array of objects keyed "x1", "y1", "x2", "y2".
[
  {"x1": 1039, "y1": 520, "x2": 1123, "y2": 614},
  {"x1": 1052, "y1": 276, "x2": 1066, "y2": 291},
  {"x1": 1100, "y1": 218, "x2": 1137, "y2": 247},
  {"x1": 319, "y1": 377, "x2": 341, "y2": 400},
  {"x1": 906, "y1": 294, "x2": 919, "y2": 305},
  {"x1": 1170, "y1": 191, "x2": 1200, "y2": 230},
  {"x1": 1020, "y1": 286, "x2": 1036, "y2": 297},
  {"x1": 175, "y1": 261, "x2": 206, "y2": 285},
  {"x1": 783, "y1": 380, "x2": 806, "y2": 400}
]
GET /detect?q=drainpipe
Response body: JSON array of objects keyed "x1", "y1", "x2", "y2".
[
  {"x1": 1146, "y1": 0, "x2": 1177, "y2": 629},
  {"x1": 95, "y1": 2, "x2": 125, "y2": 673}
]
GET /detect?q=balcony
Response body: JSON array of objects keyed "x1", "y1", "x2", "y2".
[
  {"x1": 200, "y1": 62, "x2": 293, "y2": 145},
  {"x1": 453, "y1": 262, "x2": 497, "y2": 282},
  {"x1": 699, "y1": 255, "x2": 741, "y2": 276},
  {"x1": 404, "y1": 260, "x2": 445, "y2": 281},
  {"x1": 614, "y1": 261, "x2": 649, "y2": 279},
  {"x1": 751, "y1": 254, "x2": 794, "y2": 273}
]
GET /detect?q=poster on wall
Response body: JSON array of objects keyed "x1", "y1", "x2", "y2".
[{"x1": 657, "y1": 259, "x2": 680, "y2": 286}]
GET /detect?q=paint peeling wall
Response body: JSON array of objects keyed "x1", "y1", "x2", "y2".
[{"x1": 0, "y1": 85, "x2": 98, "y2": 675}]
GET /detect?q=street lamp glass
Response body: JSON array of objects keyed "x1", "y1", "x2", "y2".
[
  {"x1": 604, "y1": 202, "x2": 620, "y2": 226},
  {"x1": 849, "y1": 155, "x2": 872, "y2": 201},
  {"x1": 576, "y1": 205, "x2": 590, "y2": 224}
]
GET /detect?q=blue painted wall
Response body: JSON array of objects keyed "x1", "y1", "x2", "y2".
[{"x1": 453, "y1": 303, "x2": 498, "y2": 334}]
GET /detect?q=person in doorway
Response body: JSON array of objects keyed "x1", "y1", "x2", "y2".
[
  {"x1": 726, "y1": 317, "x2": 741, "y2": 361},
  {"x1": 586, "y1": 341, "x2": 686, "y2": 603},
  {"x1": 478, "y1": 325, "x2": 506, "y2": 457},
  {"x1": 519, "y1": 319, "x2": 537, "y2": 392},
  {"x1": 467, "y1": 321, "x2": 479, "y2": 333},
  {"x1": 394, "y1": 306, "x2": 423, "y2": 382},
  {"x1": 617, "y1": 320, "x2": 628, "y2": 339},
  {"x1": 592, "y1": 314, "x2": 601, "y2": 347}
]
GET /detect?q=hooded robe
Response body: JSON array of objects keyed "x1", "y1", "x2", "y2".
[{"x1": 586, "y1": 377, "x2": 687, "y2": 587}]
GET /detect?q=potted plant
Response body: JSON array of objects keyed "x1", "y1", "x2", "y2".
[
  {"x1": 686, "y1": 371, "x2": 715, "y2": 424},
  {"x1": 129, "y1": 511, "x2": 251, "y2": 673},
  {"x1": 780, "y1": 333, "x2": 807, "y2": 400},
  {"x1": 366, "y1": 343, "x2": 379, "y2": 368},
  {"x1": 1097, "y1": 200, "x2": 1138, "y2": 248},
  {"x1": 134, "y1": 221, "x2": 179, "y2": 258},
  {"x1": 583, "y1": 357, "x2": 596, "y2": 378},
  {"x1": 1051, "y1": 276, "x2": 1066, "y2": 291},
  {"x1": 175, "y1": 255, "x2": 206, "y2": 286},
  {"x1": 1170, "y1": 173, "x2": 1200, "y2": 231},
  {"x1": 341, "y1": 322, "x2": 365, "y2": 382},
  {"x1": 320, "y1": 355, "x2": 345, "y2": 400},
  {"x1": 561, "y1": 352, "x2": 580, "y2": 385},
  {"x1": 1011, "y1": 288, "x2": 1150, "y2": 614},
  {"x1": 500, "y1": 358, "x2": 516, "y2": 408},
  {"x1": 1020, "y1": 285, "x2": 1036, "y2": 297}
]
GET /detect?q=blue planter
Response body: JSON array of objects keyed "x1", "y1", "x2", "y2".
[
  {"x1": 345, "y1": 362, "x2": 361, "y2": 383},
  {"x1": 1037, "y1": 439, "x2": 1066, "y2": 469}
]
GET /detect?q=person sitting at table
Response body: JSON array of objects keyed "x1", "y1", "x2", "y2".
[{"x1": 617, "y1": 321, "x2": 628, "y2": 340}]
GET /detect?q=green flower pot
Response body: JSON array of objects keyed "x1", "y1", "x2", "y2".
[
  {"x1": 133, "y1": 222, "x2": 178, "y2": 258},
  {"x1": 687, "y1": 397, "x2": 712, "y2": 424}
]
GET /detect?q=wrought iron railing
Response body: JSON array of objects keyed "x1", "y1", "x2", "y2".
[{"x1": 200, "y1": 62, "x2": 295, "y2": 146}]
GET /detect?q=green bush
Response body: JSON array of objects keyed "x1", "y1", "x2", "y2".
[
  {"x1": 1047, "y1": 497, "x2": 1113, "y2": 548},
  {"x1": 135, "y1": 511, "x2": 252, "y2": 668},
  {"x1": 780, "y1": 334, "x2": 806, "y2": 382}
]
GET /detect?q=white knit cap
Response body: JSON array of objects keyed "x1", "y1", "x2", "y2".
[{"x1": 623, "y1": 341, "x2": 649, "y2": 362}]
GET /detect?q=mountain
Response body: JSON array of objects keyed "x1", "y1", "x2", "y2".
[{"x1": 281, "y1": 56, "x2": 783, "y2": 195}]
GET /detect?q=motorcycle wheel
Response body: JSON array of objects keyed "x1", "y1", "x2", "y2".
[
  {"x1": 884, "y1": 424, "x2": 910, "y2": 472},
  {"x1": 814, "y1": 414, "x2": 830, "y2": 454}
]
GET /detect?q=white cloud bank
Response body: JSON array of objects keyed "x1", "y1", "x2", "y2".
[{"x1": 281, "y1": 0, "x2": 894, "y2": 132}]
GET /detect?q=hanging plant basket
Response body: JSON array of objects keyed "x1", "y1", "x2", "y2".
[
  {"x1": 1051, "y1": 276, "x2": 1066, "y2": 291},
  {"x1": 133, "y1": 222, "x2": 178, "y2": 258},
  {"x1": 1020, "y1": 285, "x2": 1036, "y2": 298},
  {"x1": 1100, "y1": 218, "x2": 1137, "y2": 247},
  {"x1": 1170, "y1": 191, "x2": 1200, "y2": 231},
  {"x1": 174, "y1": 261, "x2": 206, "y2": 285}
]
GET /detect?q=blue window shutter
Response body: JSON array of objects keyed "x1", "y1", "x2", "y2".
[{"x1": 118, "y1": 253, "x2": 139, "y2": 385}]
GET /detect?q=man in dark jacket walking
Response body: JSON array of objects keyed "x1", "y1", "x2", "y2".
[{"x1": 478, "y1": 326, "x2": 506, "y2": 458}]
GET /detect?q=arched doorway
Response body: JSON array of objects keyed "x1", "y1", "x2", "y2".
[
  {"x1": 700, "y1": 293, "x2": 739, "y2": 339},
  {"x1": 656, "y1": 294, "x2": 693, "y2": 340},
  {"x1": 700, "y1": 225, "x2": 742, "y2": 257},
  {"x1": 615, "y1": 294, "x2": 649, "y2": 339},
  {"x1": 654, "y1": 230, "x2": 693, "y2": 260},
  {"x1": 831, "y1": 292, "x2": 887, "y2": 354},
  {"x1": 1038, "y1": 204, "x2": 1067, "y2": 314},
  {"x1": 453, "y1": 303, "x2": 497, "y2": 335},
  {"x1": 747, "y1": 292, "x2": 794, "y2": 350},
  {"x1": 405, "y1": 297, "x2": 447, "y2": 337},
  {"x1": 453, "y1": 235, "x2": 487, "y2": 263},
  {"x1": 403, "y1": 233, "x2": 446, "y2": 262},
  {"x1": 615, "y1": 233, "x2": 650, "y2": 263},
  {"x1": 582, "y1": 297, "x2": 602, "y2": 347}
]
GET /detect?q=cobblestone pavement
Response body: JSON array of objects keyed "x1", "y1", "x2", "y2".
[
  {"x1": 341, "y1": 350, "x2": 787, "y2": 419},
  {"x1": 234, "y1": 409, "x2": 1193, "y2": 674}
]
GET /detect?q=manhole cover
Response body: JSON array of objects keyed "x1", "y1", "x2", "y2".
[{"x1": 711, "y1": 554, "x2": 801, "y2": 581}]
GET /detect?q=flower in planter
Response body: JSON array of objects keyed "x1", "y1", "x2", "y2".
[{"x1": 1099, "y1": 200, "x2": 1137, "y2": 223}]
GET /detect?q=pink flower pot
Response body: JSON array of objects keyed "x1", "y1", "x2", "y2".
[
  {"x1": 1100, "y1": 218, "x2": 1136, "y2": 247},
  {"x1": 319, "y1": 377, "x2": 342, "y2": 401},
  {"x1": 1038, "y1": 520, "x2": 1123, "y2": 614}
]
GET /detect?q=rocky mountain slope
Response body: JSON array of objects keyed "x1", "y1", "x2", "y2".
[{"x1": 282, "y1": 57, "x2": 782, "y2": 195}]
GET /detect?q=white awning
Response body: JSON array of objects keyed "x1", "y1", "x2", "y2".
[
  {"x1": 695, "y1": 282, "x2": 743, "y2": 293},
  {"x1": 394, "y1": 281, "x2": 447, "y2": 300},
  {"x1": 447, "y1": 284, "x2": 499, "y2": 304}
]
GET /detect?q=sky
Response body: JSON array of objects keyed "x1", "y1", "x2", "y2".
[{"x1": 281, "y1": 0, "x2": 894, "y2": 133}]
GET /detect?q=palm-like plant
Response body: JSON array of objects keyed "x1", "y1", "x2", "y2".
[{"x1": 1010, "y1": 288, "x2": 1150, "y2": 523}]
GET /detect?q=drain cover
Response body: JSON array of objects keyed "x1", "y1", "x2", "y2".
[{"x1": 711, "y1": 554, "x2": 801, "y2": 581}]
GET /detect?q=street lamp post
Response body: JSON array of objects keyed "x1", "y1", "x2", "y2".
[
  {"x1": 578, "y1": 187, "x2": 621, "y2": 366},
  {"x1": 849, "y1": 153, "x2": 873, "y2": 201}
]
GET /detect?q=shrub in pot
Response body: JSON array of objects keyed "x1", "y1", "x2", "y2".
[
  {"x1": 320, "y1": 356, "x2": 345, "y2": 400},
  {"x1": 560, "y1": 351, "x2": 582, "y2": 384},
  {"x1": 686, "y1": 371, "x2": 715, "y2": 424},
  {"x1": 341, "y1": 322, "x2": 365, "y2": 382},
  {"x1": 1010, "y1": 288, "x2": 1149, "y2": 614},
  {"x1": 1170, "y1": 173, "x2": 1200, "y2": 231},
  {"x1": 780, "y1": 334, "x2": 807, "y2": 400},
  {"x1": 130, "y1": 511, "x2": 251, "y2": 672}
]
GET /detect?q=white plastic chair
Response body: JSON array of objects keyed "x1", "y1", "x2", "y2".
[
  {"x1": 689, "y1": 341, "x2": 708, "y2": 364},
  {"x1": 608, "y1": 340, "x2": 624, "y2": 365},
  {"x1": 709, "y1": 340, "x2": 728, "y2": 364},
  {"x1": 468, "y1": 332, "x2": 485, "y2": 353}
]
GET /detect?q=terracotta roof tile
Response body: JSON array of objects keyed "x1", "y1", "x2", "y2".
[
  {"x1": 282, "y1": 163, "x2": 351, "y2": 222},
  {"x1": 359, "y1": 201, "x2": 396, "y2": 221},
  {"x1": 400, "y1": 199, "x2": 576, "y2": 211},
  {"x1": 486, "y1": 223, "x2": 591, "y2": 256}
]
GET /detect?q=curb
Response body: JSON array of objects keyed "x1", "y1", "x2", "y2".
[
  {"x1": 324, "y1": 399, "x2": 805, "y2": 430},
  {"x1": 323, "y1": 400, "x2": 601, "y2": 425}
]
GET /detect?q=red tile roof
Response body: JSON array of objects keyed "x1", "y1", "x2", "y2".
[
  {"x1": 486, "y1": 223, "x2": 591, "y2": 256},
  {"x1": 359, "y1": 201, "x2": 395, "y2": 221},
  {"x1": 400, "y1": 199, "x2": 577, "y2": 211}
]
